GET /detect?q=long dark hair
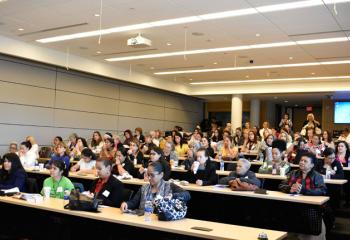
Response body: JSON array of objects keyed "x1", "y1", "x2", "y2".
[
  {"x1": 0, "y1": 153, "x2": 25, "y2": 181},
  {"x1": 91, "y1": 131, "x2": 102, "y2": 147},
  {"x1": 336, "y1": 141, "x2": 350, "y2": 161},
  {"x1": 173, "y1": 132, "x2": 184, "y2": 148}
]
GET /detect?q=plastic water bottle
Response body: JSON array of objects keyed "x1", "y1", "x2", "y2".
[
  {"x1": 63, "y1": 188, "x2": 70, "y2": 206},
  {"x1": 258, "y1": 232, "x2": 268, "y2": 240},
  {"x1": 259, "y1": 152, "x2": 264, "y2": 162},
  {"x1": 326, "y1": 169, "x2": 331, "y2": 179},
  {"x1": 133, "y1": 157, "x2": 137, "y2": 166},
  {"x1": 174, "y1": 158, "x2": 179, "y2": 167},
  {"x1": 144, "y1": 199, "x2": 153, "y2": 222}
]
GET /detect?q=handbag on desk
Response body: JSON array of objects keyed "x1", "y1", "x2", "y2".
[
  {"x1": 154, "y1": 196, "x2": 187, "y2": 221},
  {"x1": 64, "y1": 189, "x2": 100, "y2": 212},
  {"x1": 229, "y1": 178, "x2": 258, "y2": 191}
]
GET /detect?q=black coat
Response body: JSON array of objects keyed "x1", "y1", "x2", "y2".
[
  {"x1": 90, "y1": 174, "x2": 124, "y2": 207},
  {"x1": 187, "y1": 160, "x2": 218, "y2": 186}
]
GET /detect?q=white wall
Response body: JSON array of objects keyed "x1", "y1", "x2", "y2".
[{"x1": 0, "y1": 55, "x2": 203, "y2": 155}]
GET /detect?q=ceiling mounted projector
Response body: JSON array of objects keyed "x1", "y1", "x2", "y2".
[{"x1": 127, "y1": 34, "x2": 152, "y2": 48}]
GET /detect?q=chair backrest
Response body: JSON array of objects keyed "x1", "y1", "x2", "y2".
[
  {"x1": 26, "y1": 177, "x2": 39, "y2": 193},
  {"x1": 122, "y1": 188, "x2": 134, "y2": 202},
  {"x1": 39, "y1": 146, "x2": 52, "y2": 158},
  {"x1": 72, "y1": 182, "x2": 84, "y2": 193}
]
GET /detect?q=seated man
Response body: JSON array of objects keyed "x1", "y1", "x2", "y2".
[
  {"x1": 219, "y1": 158, "x2": 261, "y2": 188},
  {"x1": 279, "y1": 152, "x2": 327, "y2": 196},
  {"x1": 259, "y1": 139, "x2": 290, "y2": 175}
]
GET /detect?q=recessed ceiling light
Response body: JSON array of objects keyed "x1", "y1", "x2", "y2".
[
  {"x1": 255, "y1": 33, "x2": 261, "y2": 37},
  {"x1": 94, "y1": 14, "x2": 100, "y2": 17},
  {"x1": 166, "y1": 42, "x2": 172, "y2": 46},
  {"x1": 289, "y1": 56, "x2": 293, "y2": 60},
  {"x1": 246, "y1": 75, "x2": 250, "y2": 78},
  {"x1": 18, "y1": 28, "x2": 24, "y2": 31},
  {"x1": 189, "y1": 78, "x2": 193, "y2": 81},
  {"x1": 189, "y1": 75, "x2": 350, "y2": 85},
  {"x1": 311, "y1": 72, "x2": 315, "y2": 75},
  {"x1": 155, "y1": 59, "x2": 350, "y2": 75},
  {"x1": 106, "y1": 37, "x2": 348, "y2": 62},
  {"x1": 150, "y1": 66, "x2": 155, "y2": 70},
  {"x1": 96, "y1": 51, "x2": 101, "y2": 54},
  {"x1": 36, "y1": 0, "x2": 350, "y2": 43},
  {"x1": 213, "y1": 62, "x2": 218, "y2": 65}
]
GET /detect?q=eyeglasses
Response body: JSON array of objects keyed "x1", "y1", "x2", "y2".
[{"x1": 147, "y1": 172, "x2": 159, "y2": 178}]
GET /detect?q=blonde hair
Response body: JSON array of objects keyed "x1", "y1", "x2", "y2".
[{"x1": 307, "y1": 113, "x2": 315, "y2": 121}]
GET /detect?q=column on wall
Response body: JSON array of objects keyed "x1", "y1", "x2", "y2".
[
  {"x1": 231, "y1": 94, "x2": 243, "y2": 130},
  {"x1": 250, "y1": 98, "x2": 260, "y2": 127}
]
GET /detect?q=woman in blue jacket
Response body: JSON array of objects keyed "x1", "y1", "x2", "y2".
[{"x1": 0, "y1": 153, "x2": 27, "y2": 192}]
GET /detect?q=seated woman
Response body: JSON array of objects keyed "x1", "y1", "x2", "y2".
[
  {"x1": 308, "y1": 135, "x2": 325, "y2": 158},
  {"x1": 8, "y1": 142, "x2": 18, "y2": 155},
  {"x1": 51, "y1": 136, "x2": 63, "y2": 155},
  {"x1": 69, "y1": 137, "x2": 88, "y2": 160},
  {"x1": 99, "y1": 137, "x2": 117, "y2": 162},
  {"x1": 128, "y1": 140, "x2": 144, "y2": 165},
  {"x1": 141, "y1": 134, "x2": 157, "y2": 155},
  {"x1": 41, "y1": 160, "x2": 74, "y2": 199},
  {"x1": 120, "y1": 161, "x2": 190, "y2": 212},
  {"x1": 217, "y1": 136, "x2": 238, "y2": 160},
  {"x1": 89, "y1": 158, "x2": 124, "y2": 207},
  {"x1": 70, "y1": 148, "x2": 97, "y2": 175},
  {"x1": 290, "y1": 139, "x2": 309, "y2": 164},
  {"x1": 26, "y1": 136, "x2": 39, "y2": 159},
  {"x1": 183, "y1": 143, "x2": 195, "y2": 170},
  {"x1": 112, "y1": 147, "x2": 135, "y2": 177},
  {"x1": 134, "y1": 127, "x2": 145, "y2": 144},
  {"x1": 174, "y1": 132, "x2": 189, "y2": 158},
  {"x1": 233, "y1": 127, "x2": 244, "y2": 147},
  {"x1": 259, "y1": 139, "x2": 290, "y2": 175},
  {"x1": 0, "y1": 153, "x2": 27, "y2": 192},
  {"x1": 19, "y1": 141, "x2": 37, "y2": 168},
  {"x1": 138, "y1": 147, "x2": 171, "y2": 181},
  {"x1": 219, "y1": 158, "x2": 260, "y2": 187},
  {"x1": 241, "y1": 130, "x2": 260, "y2": 155},
  {"x1": 335, "y1": 141, "x2": 350, "y2": 167},
  {"x1": 48, "y1": 142, "x2": 70, "y2": 176},
  {"x1": 200, "y1": 137, "x2": 215, "y2": 158},
  {"x1": 187, "y1": 148, "x2": 218, "y2": 186},
  {"x1": 163, "y1": 141, "x2": 179, "y2": 167},
  {"x1": 322, "y1": 130, "x2": 335, "y2": 150},
  {"x1": 259, "y1": 134, "x2": 274, "y2": 164},
  {"x1": 68, "y1": 133, "x2": 78, "y2": 151},
  {"x1": 317, "y1": 147, "x2": 344, "y2": 179},
  {"x1": 89, "y1": 131, "x2": 104, "y2": 154},
  {"x1": 278, "y1": 132, "x2": 293, "y2": 150},
  {"x1": 279, "y1": 152, "x2": 327, "y2": 196},
  {"x1": 123, "y1": 129, "x2": 133, "y2": 146}
]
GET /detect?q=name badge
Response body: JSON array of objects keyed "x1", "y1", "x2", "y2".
[
  {"x1": 57, "y1": 187, "x2": 63, "y2": 193},
  {"x1": 102, "y1": 190, "x2": 110, "y2": 197},
  {"x1": 272, "y1": 168, "x2": 277, "y2": 175}
]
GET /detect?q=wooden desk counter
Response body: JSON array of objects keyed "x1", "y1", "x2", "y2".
[
  {"x1": 119, "y1": 178, "x2": 329, "y2": 205},
  {"x1": 0, "y1": 196, "x2": 287, "y2": 240},
  {"x1": 216, "y1": 171, "x2": 347, "y2": 185}
]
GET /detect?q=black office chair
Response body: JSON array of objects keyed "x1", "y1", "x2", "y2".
[
  {"x1": 26, "y1": 178, "x2": 39, "y2": 193},
  {"x1": 122, "y1": 188, "x2": 134, "y2": 202}
]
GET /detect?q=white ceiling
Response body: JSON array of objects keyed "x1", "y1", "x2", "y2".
[{"x1": 0, "y1": 0, "x2": 350, "y2": 98}]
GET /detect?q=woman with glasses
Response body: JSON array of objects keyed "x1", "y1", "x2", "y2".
[
  {"x1": 88, "y1": 158, "x2": 124, "y2": 207},
  {"x1": 120, "y1": 161, "x2": 190, "y2": 212},
  {"x1": 138, "y1": 147, "x2": 170, "y2": 181}
]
